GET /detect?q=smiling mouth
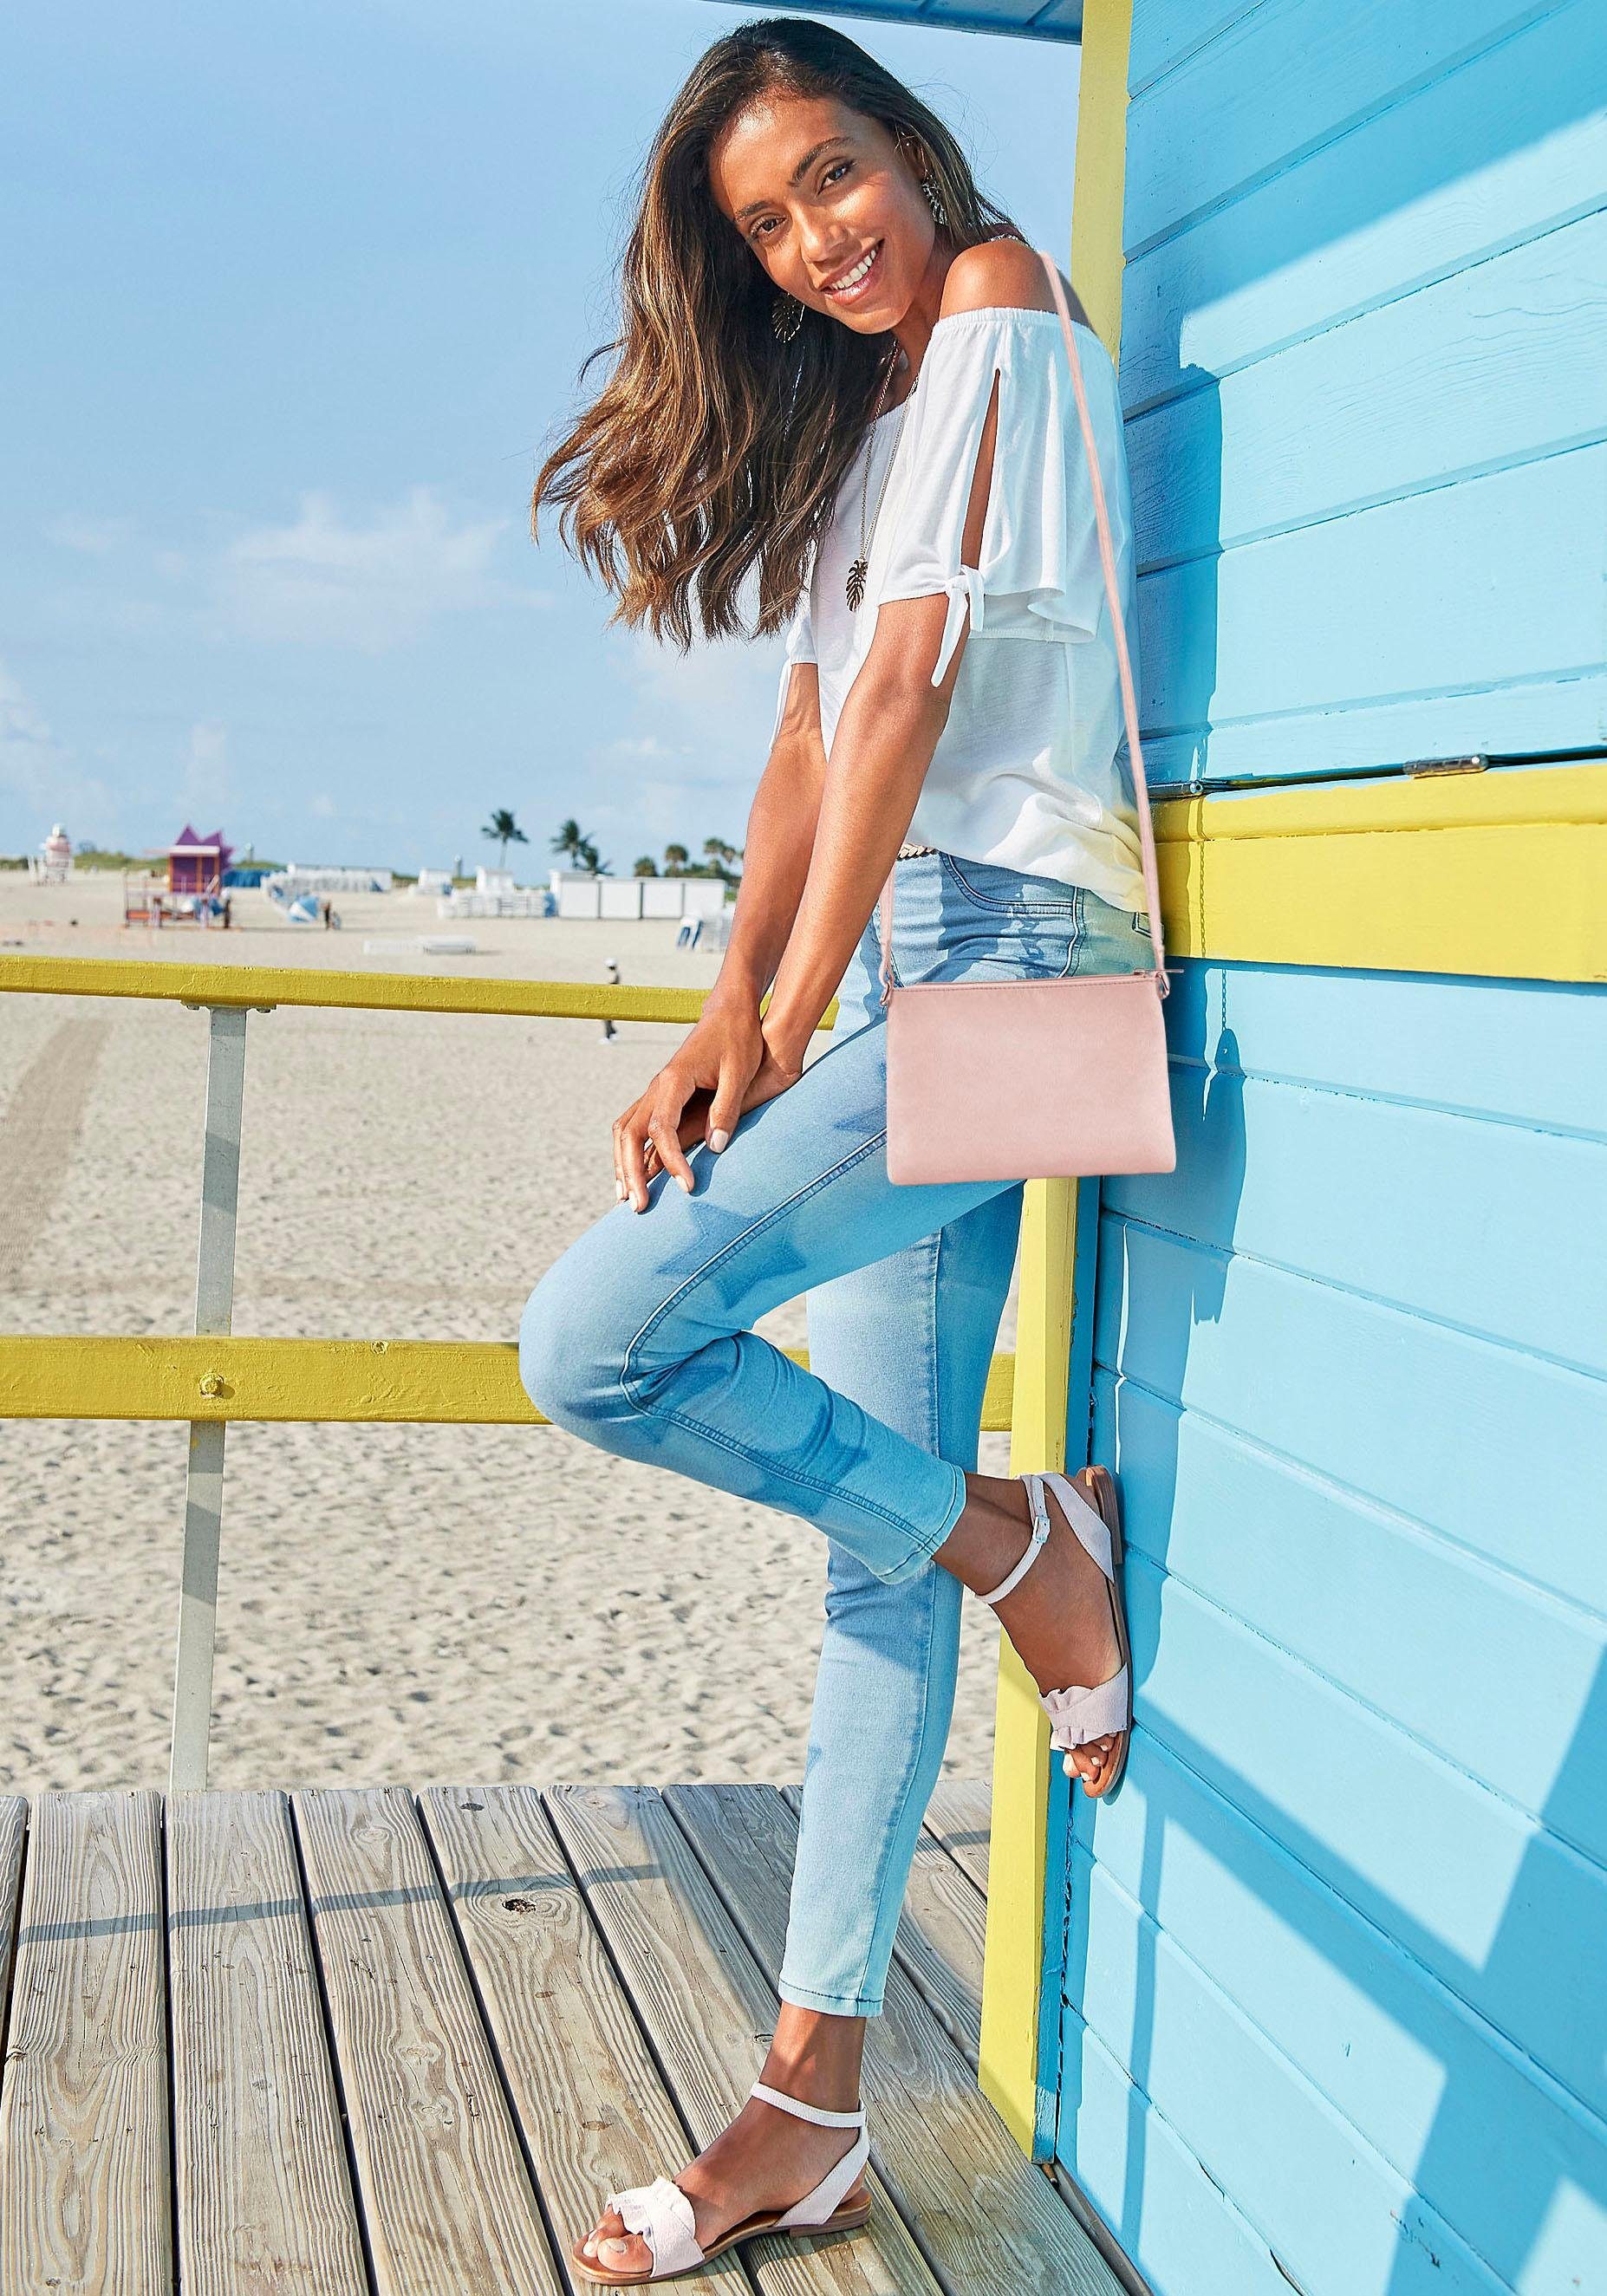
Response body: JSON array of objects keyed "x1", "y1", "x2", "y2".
[{"x1": 821, "y1": 242, "x2": 882, "y2": 302}]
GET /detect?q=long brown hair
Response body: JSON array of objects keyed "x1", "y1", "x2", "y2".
[{"x1": 531, "y1": 16, "x2": 1018, "y2": 649}]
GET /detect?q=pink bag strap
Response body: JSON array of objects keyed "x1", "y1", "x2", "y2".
[{"x1": 878, "y1": 246, "x2": 1168, "y2": 1003}]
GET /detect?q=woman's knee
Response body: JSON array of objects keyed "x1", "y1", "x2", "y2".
[{"x1": 518, "y1": 1244, "x2": 632, "y2": 1435}]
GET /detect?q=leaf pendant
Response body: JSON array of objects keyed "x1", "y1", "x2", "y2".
[{"x1": 845, "y1": 557, "x2": 868, "y2": 611}]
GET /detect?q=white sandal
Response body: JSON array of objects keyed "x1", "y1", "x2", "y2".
[
  {"x1": 979, "y1": 1465, "x2": 1132, "y2": 1798},
  {"x1": 572, "y1": 2078, "x2": 872, "y2": 2285}
]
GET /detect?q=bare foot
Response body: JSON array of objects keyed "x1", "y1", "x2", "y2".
[{"x1": 934, "y1": 1468, "x2": 1124, "y2": 1795}]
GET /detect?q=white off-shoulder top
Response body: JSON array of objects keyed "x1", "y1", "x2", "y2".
[{"x1": 773, "y1": 304, "x2": 1148, "y2": 914}]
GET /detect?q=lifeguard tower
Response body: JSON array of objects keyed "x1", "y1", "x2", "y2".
[
  {"x1": 27, "y1": 824, "x2": 73, "y2": 884},
  {"x1": 123, "y1": 823, "x2": 236, "y2": 928}
]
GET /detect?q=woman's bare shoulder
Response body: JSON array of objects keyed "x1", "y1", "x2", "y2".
[{"x1": 938, "y1": 241, "x2": 1091, "y2": 330}]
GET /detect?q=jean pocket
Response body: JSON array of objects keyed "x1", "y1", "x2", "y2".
[{"x1": 938, "y1": 851, "x2": 1078, "y2": 919}]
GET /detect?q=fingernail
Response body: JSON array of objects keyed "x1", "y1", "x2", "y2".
[
  {"x1": 615, "y1": 1180, "x2": 625, "y2": 1200},
  {"x1": 679, "y1": 1173, "x2": 693, "y2": 1193},
  {"x1": 710, "y1": 1128, "x2": 730, "y2": 1153}
]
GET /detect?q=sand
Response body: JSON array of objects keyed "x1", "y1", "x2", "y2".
[{"x1": 0, "y1": 872, "x2": 1011, "y2": 1795}]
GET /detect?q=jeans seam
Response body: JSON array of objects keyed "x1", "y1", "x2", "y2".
[
  {"x1": 616, "y1": 1129, "x2": 918, "y2": 1535},
  {"x1": 848, "y1": 1553, "x2": 943, "y2": 2008}
]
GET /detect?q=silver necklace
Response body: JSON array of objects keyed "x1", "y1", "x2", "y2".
[{"x1": 846, "y1": 348, "x2": 914, "y2": 610}]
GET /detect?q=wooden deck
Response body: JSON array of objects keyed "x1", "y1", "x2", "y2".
[{"x1": 0, "y1": 1779, "x2": 1129, "y2": 2295}]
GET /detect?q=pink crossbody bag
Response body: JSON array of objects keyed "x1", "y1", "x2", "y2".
[{"x1": 881, "y1": 249, "x2": 1177, "y2": 1187}]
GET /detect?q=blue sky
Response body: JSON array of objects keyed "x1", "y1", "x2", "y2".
[{"x1": 1, "y1": 2, "x2": 1079, "y2": 873}]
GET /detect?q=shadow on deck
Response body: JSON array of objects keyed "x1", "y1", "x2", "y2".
[{"x1": 0, "y1": 1779, "x2": 1129, "y2": 2293}]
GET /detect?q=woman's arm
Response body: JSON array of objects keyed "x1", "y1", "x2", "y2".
[
  {"x1": 613, "y1": 660, "x2": 828, "y2": 1207},
  {"x1": 758, "y1": 241, "x2": 1057, "y2": 1072},
  {"x1": 758, "y1": 590, "x2": 966, "y2": 1075},
  {"x1": 702, "y1": 660, "x2": 827, "y2": 1016}
]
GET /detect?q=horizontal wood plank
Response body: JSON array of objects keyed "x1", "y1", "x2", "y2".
[
  {"x1": 0, "y1": 1798, "x2": 23, "y2": 2055},
  {"x1": 1077, "y1": 1736, "x2": 1607, "y2": 2273},
  {"x1": 1057, "y1": 2007, "x2": 1303, "y2": 2296},
  {"x1": 1137, "y1": 446, "x2": 1607, "y2": 782},
  {"x1": 417, "y1": 1784, "x2": 752, "y2": 2293},
  {"x1": 1125, "y1": 0, "x2": 1544, "y2": 250},
  {"x1": 166, "y1": 1790, "x2": 368, "y2": 2296},
  {"x1": 921, "y1": 1780, "x2": 992, "y2": 1899},
  {"x1": 292, "y1": 1785, "x2": 559, "y2": 2296},
  {"x1": 1129, "y1": 209, "x2": 1606, "y2": 564},
  {"x1": 667, "y1": 1782, "x2": 1121, "y2": 2296},
  {"x1": 1070, "y1": 1846, "x2": 1532, "y2": 2295},
  {"x1": 1120, "y1": 2, "x2": 1604, "y2": 409},
  {"x1": 1104, "y1": 1544, "x2": 1607, "y2": 2120},
  {"x1": 1095, "y1": 1215, "x2": 1607, "y2": 1621},
  {"x1": 0, "y1": 1791, "x2": 171, "y2": 2296},
  {"x1": 1103, "y1": 1372, "x2": 1606, "y2": 1854},
  {"x1": 548, "y1": 1780, "x2": 940, "y2": 2293}
]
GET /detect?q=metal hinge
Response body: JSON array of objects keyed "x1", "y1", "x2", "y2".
[{"x1": 1403, "y1": 752, "x2": 1489, "y2": 778}]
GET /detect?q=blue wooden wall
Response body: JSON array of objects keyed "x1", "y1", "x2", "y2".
[{"x1": 1057, "y1": 7, "x2": 1607, "y2": 2293}]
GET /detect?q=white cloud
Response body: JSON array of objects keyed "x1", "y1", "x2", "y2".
[
  {"x1": 310, "y1": 792, "x2": 337, "y2": 818},
  {"x1": 44, "y1": 513, "x2": 133, "y2": 556},
  {"x1": 218, "y1": 486, "x2": 550, "y2": 652},
  {"x1": 576, "y1": 629, "x2": 786, "y2": 860},
  {"x1": 0, "y1": 662, "x2": 118, "y2": 835}
]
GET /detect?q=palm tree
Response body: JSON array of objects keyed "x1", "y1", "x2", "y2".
[
  {"x1": 663, "y1": 842, "x2": 689, "y2": 875},
  {"x1": 576, "y1": 838, "x2": 608, "y2": 875},
  {"x1": 483, "y1": 809, "x2": 529, "y2": 868},
  {"x1": 633, "y1": 855, "x2": 659, "y2": 877},
  {"x1": 703, "y1": 836, "x2": 739, "y2": 881},
  {"x1": 553, "y1": 817, "x2": 601, "y2": 868}
]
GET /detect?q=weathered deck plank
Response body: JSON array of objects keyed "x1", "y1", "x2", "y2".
[
  {"x1": 292, "y1": 1785, "x2": 561, "y2": 2296},
  {"x1": 419, "y1": 1782, "x2": 753, "y2": 2291},
  {"x1": 0, "y1": 1778, "x2": 1105, "y2": 2296},
  {"x1": 921, "y1": 1781, "x2": 992, "y2": 1898},
  {"x1": 0, "y1": 1790, "x2": 171, "y2": 2296},
  {"x1": 0, "y1": 1798, "x2": 23, "y2": 2035},
  {"x1": 548, "y1": 1781, "x2": 940, "y2": 2293},
  {"x1": 670, "y1": 1784, "x2": 1120, "y2": 2296},
  {"x1": 166, "y1": 1789, "x2": 368, "y2": 2296},
  {"x1": 780, "y1": 1785, "x2": 985, "y2": 2072}
]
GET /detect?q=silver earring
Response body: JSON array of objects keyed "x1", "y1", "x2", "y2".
[
  {"x1": 771, "y1": 292, "x2": 804, "y2": 343},
  {"x1": 922, "y1": 174, "x2": 948, "y2": 230}
]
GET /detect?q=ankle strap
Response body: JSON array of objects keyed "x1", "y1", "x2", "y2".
[
  {"x1": 978, "y1": 1474, "x2": 1052, "y2": 1607},
  {"x1": 749, "y1": 2078, "x2": 864, "y2": 2128}
]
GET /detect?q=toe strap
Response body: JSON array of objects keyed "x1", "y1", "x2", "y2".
[
  {"x1": 1042, "y1": 1665, "x2": 1129, "y2": 1749},
  {"x1": 604, "y1": 2176, "x2": 705, "y2": 2276}
]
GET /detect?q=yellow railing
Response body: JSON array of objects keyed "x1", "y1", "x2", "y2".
[{"x1": 0, "y1": 951, "x2": 1018, "y2": 1794}]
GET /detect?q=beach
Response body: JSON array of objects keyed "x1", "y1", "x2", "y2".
[{"x1": 0, "y1": 873, "x2": 1012, "y2": 1795}]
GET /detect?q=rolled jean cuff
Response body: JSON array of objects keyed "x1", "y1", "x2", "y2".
[
  {"x1": 878, "y1": 1457, "x2": 967, "y2": 1585},
  {"x1": 776, "y1": 1974, "x2": 886, "y2": 2018}
]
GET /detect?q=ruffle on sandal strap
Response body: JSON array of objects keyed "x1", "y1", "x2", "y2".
[
  {"x1": 1042, "y1": 1666, "x2": 1129, "y2": 1749},
  {"x1": 602, "y1": 2176, "x2": 705, "y2": 2277}
]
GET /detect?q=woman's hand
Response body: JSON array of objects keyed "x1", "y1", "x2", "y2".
[{"x1": 613, "y1": 997, "x2": 766, "y2": 1211}]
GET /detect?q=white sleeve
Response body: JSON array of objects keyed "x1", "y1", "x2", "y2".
[
  {"x1": 874, "y1": 309, "x2": 1123, "y2": 686},
  {"x1": 770, "y1": 575, "x2": 817, "y2": 742}
]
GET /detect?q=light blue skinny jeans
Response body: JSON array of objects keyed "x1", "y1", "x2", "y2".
[{"x1": 519, "y1": 850, "x2": 1151, "y2": 2016}]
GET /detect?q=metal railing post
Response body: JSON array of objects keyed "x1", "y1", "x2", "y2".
[{"x1": 169, "y1": 1003, "x2": 248, "y2": 1792}]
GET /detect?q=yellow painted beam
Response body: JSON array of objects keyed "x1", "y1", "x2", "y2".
[
  {"x1": 979, "y1": 0, "x2": 1135, "y2": 2163},
  {"x1": 980, "y1": 1176, "x2": 1078, "y2": 2155},
  {"x1": 3, "y1": 765, "x2": 1600, "y2": 1023},
  {"x1": 0, "y1": 1334, "x2": 1015, "y2": 1432},
  {"x1": 1069, "y1": 0, "x2": 1134, "y2": 358},
  {"x1": 0, "y1": 953, "x2": 840, "y2": 1029},
  {"x1": 1162, "y1": 762, "x2": 1607, "y2": 983}
]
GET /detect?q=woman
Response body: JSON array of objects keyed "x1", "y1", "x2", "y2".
[{"x1": 523, "y1": 17, "x2": 1148, "y2": 2284}]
